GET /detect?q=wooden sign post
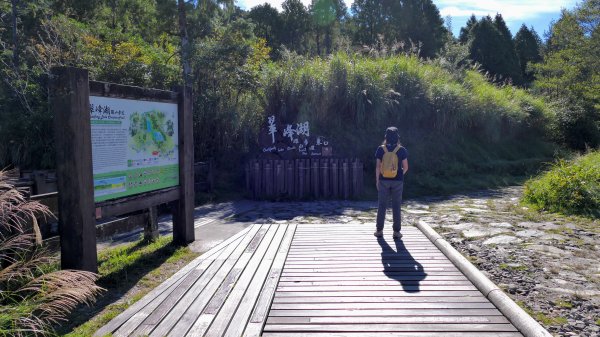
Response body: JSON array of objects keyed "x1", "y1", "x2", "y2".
[
  {"x1": 51, "y1": 67, "x2": 98, "y2": 272},
  {"x1": 50, "y1": 67, "x2": 194, "y2": 272}
]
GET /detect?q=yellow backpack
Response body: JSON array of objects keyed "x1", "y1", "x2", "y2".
[{"x1": 381, "y1": 144, "x2": 402, "y2": 178}]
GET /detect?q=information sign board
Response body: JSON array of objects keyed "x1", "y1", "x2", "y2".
[{"x1": 89, "y1": 96, "x2": 179, "y2": 202}]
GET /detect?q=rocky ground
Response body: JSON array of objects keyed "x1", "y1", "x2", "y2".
[{"x1": 230, "y1": 186, "x2": 600, "y2": 337}]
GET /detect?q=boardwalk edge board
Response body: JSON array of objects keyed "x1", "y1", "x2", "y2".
[{"x1": 416, "y1": 220, "x2": 552, "y2": 337}]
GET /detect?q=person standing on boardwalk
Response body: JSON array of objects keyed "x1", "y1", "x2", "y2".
[{"x1": 374, "y1": 126, "x2": 409, "y2": 239}]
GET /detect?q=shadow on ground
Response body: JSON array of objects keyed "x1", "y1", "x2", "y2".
[
  {"x1": 56, "y1": 240, "x2": 183, "y2": 335},
  {"x1": 378, "y1": 237, "x2": 426, "y2": 292}
]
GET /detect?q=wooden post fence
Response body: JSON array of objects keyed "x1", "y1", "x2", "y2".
[{"x1": 245, "y1": 158, "x2": 363, "y2": 200}]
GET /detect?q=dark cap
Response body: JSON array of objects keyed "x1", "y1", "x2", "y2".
[{"x1": 385, "y1": 127, "x2": 399, "y2": 144}]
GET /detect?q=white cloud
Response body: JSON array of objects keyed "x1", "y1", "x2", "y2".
[{"x1": 435, "y1": 0, "x2": 577, "y2": 21}]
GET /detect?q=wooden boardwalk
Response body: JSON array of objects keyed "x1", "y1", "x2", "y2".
[{"x1": 95, "y1": 224, "x2": 524, "y2": 337}]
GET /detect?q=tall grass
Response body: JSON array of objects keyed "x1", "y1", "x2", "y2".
[
  {"x1": 256, "y1": 53, "x2": 557, "y2": 196},
  {"x1": 523, "y1": 151, "x2": 600, "y2": 218},
  {"x1": 0, "y1": 171, "x2": 104, "y2": 336}
]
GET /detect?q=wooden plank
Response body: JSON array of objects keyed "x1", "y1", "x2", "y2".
[
  {"x1": 286, "y1": 253, "x2": 448, "y2": 257},
  {"x1": 263, "y1": 323, "x2": 518, "y2": 332},
  {"x1": 289, "y1": 247, "x2": 436, "y2": 250},
  {"x1": 222, "y1": 225, "x2": 292, "y2": 337},
  {"x1": 285, "y1": 258, "x2": 450, "y2": 262},
  {"x1": 244, "y1": 225, "x2": 297, "y2": 337},
  {"x1": 274, "y1": 291, "x2": 485, "y2": 297},
  {"x1": 276, "y1": 285, "x2": 477, "y2": 292},
  {"x1": 272, "y1": 296, "x2": 489, "y2": 304},
  {"x1": 290, "y1": 238, "x2": 434, "y2": 242},
  {"x1": 89, "y1": 80, "x2": 178, "y2": 102},
  {"x1": 289, "y1": 246, "x2": 440, "y2": 250},
  {"x1": 279, "y1": 276, "x2": 470, "y2": 282},
  {"x1": 286, "y1": 253, "x2": 449, "y2": 257},
  {"x1": 262, "y1": 333, "x2": 524, "y2": 337},
  {"x1": 283, "y1": 262, "x2": 456, "y2": 267},
  {"x1": 286, "y1": 256, "x2": 450, "y2": 260},
  {"x1": 186, "y1": 225, "x2": 282, "y2": 336},
  {"x1": 277, "y1": 280, "x2": 473, "y2": 286},
  {"x1": 119, "y1": 226, "x2": 261, "y2": 337},
  {"x1": 280, "y1": 272, "x2": 466, "y2": 277},
  {"x1": 116, "y1": 239, "x2": 239, "y2": 337},
  {"x1": 50, "y1": 66, "x2": 97, "y2": 272},
  {"x1": 267, "y1": 308, "x2": 503, "y2": 317},
  {"x1": 331, "y1": 159, "x2": 338, "y2": 198},
  {"x1": 98, "y1": 187, "x2": 179, "y2": 218},
  {"x1": 130, "y1": 268, "x2": 207, "y2": 336},
  {"x1": 155, "y1": 225, "x2": 269, "y2": 337},
  {"x1": 270, "y1": 302, "x2": 495, "y2": 310},
  {"x1": 280, "y1": 267, "x2": 459, "y2": 273},
  {"x1": 267, "y1": 316, "x2": 511, "y2": 324},
  {"x1": 94, "y1": 227, "x2": 252, "y2": 337},
  {"x1": 291, "y1": 238, "x2": 445, "y2": 244}
]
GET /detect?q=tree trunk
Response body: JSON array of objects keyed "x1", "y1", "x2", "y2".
[
  {"x1": 11, "y1": 0, "x2": 19, "y2": 69},
  {"x1": 325, "y1": 27, "x2": 332, "y2": 55},
  {"x1": 178, "y1": 0, "x2": 191, "y2": 88},
  {"x1": 316, "y1": 29, "x2": 321, "y2": 56}
]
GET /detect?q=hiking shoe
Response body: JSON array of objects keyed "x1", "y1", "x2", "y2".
[
  {"x1": 373, "y1": 230, "x2": 383, "y2": 237},
  {"x1": 393, "y1": 231, "x2": 403, "y2": 239}
]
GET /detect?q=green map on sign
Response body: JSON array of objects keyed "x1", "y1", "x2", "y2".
[{"x1": 129, "y1": 110, "x2": 176, "y2": 157}]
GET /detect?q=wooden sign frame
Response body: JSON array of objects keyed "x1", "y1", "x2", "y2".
[{"x1": 50, "y1": 67, "x2": 194, "y2": 272}]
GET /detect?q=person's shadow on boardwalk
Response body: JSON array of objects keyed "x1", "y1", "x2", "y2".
[{"x1": 377, "y1": 237, "x2": 426, "y2": 293}]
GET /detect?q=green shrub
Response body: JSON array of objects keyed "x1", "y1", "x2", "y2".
[{"x1": 523, "y1": 151, "x2": 600, "y2": 218}]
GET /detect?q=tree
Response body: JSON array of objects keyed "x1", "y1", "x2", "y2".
[
  {"x1": 247, "y1": 3, "x2": 283, "y2": 53},
  {"x1": 396, "y1": 0, "x2": 447, "y2": 58},
  {"x1": 534, "y1": 2, "x2": 600, "y2": 149},
  {"x1": 352, "y1": 0, "x2": 446, "y2": 57},
  {"x1": 459, "y1": 14, "x2": 477, "y2": 43},
  {"x1": 310, "y1": 0, "x2": 347, "y2": 55},
  {"x1": 467, "y1": 15, "x2": 523, "y2": 84},
  {"x1": 281, "y1": 0, "x2": 311, "y2": 53},
  {"x1": 493, "y1": 14, "x2": 523, "y2": 84},
  {"x1": 351, "y1": 0, "x2": 384, "y2": 46},
  {"x1": 514, "y1": 24, "x2": 542, "y2": 83}
]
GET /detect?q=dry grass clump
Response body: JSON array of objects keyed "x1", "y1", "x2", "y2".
[{"x1": 0, "y1": 170, "x2": 104, "y2": 336}]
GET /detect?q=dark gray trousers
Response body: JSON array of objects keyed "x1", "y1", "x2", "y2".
[{"x1": 376, "y1": 179, "x2": 404, "y2": 232}]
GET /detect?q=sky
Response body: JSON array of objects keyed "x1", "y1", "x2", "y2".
[{"x1": 236, "y1": 0, "x2": 580, "y2": 38}]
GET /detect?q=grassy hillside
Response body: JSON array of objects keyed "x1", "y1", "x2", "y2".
[
  {"x1": 251, "y1": 53, "x2": 558, "y2": 197},
  {"x1": 523, "y1": 151, "x2": 600, "y2": 218}
]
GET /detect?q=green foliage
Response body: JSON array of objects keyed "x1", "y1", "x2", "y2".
[
  {"x1": 466, "y1": 15, "x2": 523, "y2": 84},
  {"x1": 514, "y1": 25, "x2": 542, "y2": 84},
  {"x1": 459, "y1": 15, "x2": 477, "y2": 43},
  {"x1": 523, "y1": 151, "x2": 600, "y2": 218},
  {"x1": 533, "y1": 1, "x2": 600, "y2": 150},
  {"x1": 262, "y1": 53, "x2": 557, "y2": 195},
  {"x1": 351, "y1": 0, "x2": 447, "y2": 58},
  {"x1": 310, "y1": 0, "x2": 347, "y2": 56},
  {"x1": 282, "y1": 0, "x2": 311, "y2": 54},
  {"x1": 191, "y1": 17, "x2": 270, "y2": 173},
  {"x1": 247, "y1": 3, "x2": 283, "y2": 55},
  {"x1": 0, "y1": 1, "x2": 180, "y2": 169}
]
